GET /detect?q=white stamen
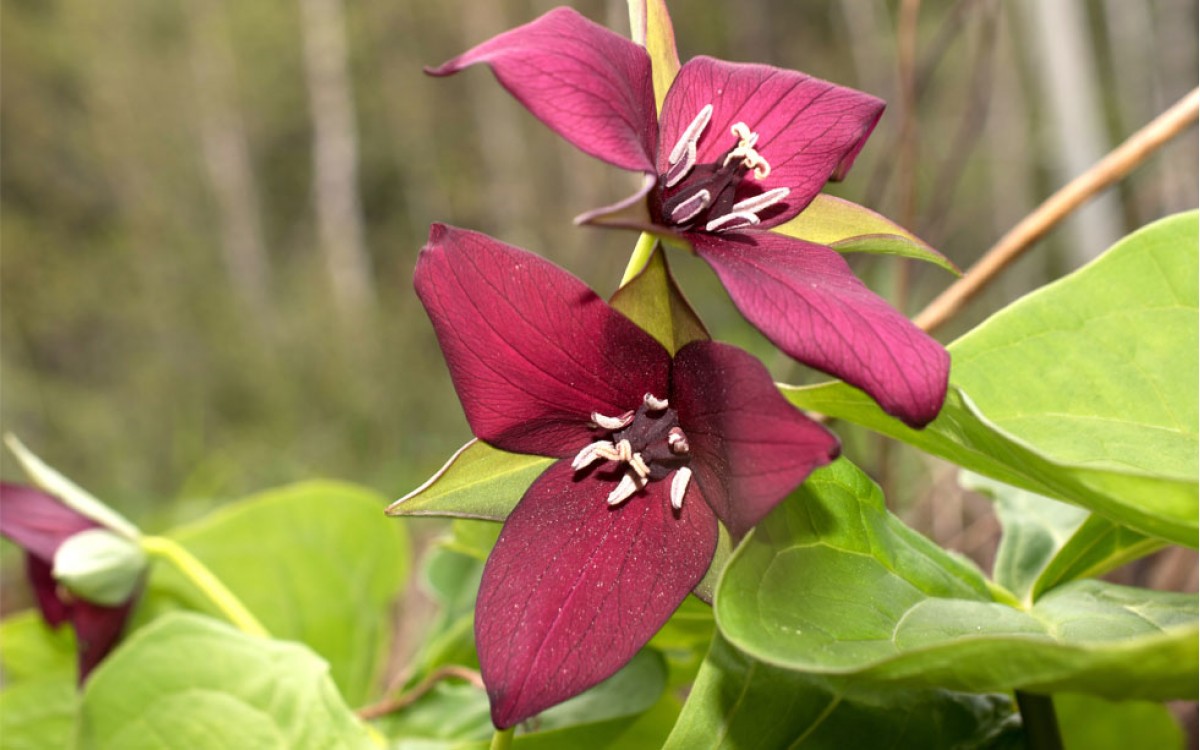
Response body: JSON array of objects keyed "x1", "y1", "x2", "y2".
[
  {"x1": 670, "y1": 467, "x2": 693, "y2": 510},
  {"x1": 667, "y1": 427, "x2": 690, "y2": 454},
  {"x1": 668, "y1": 104, "x2": 714, "y2": 167},
  {"x1": 571, "y1": 440, "x2": 618, "y2": 470},
  {"x1": 723, "y1": 122, "x2": 772, "y2": 180},
  {"x1": 664, "y1": 142, "x2": 696, "y2": 188},
  {"x1": 643, "y1": 393, "x2": 669, "y2": 411},
  {"x1": 591, "y1": 410, "x2": 634, "y2": 431},
  {"x1": 705, "y1": 211, "x2": 760, "y2": 233},
  {"x1": 628, "y1": 452, "x2": 651, "y2": 479},
  {"x1": 731, "y1": 187, "x2": 790, "y2": 215},
  {"x1": 607, "y1": 472, "x2": 644, "y2": 506},
  {"x1": 669, "y1": 189, "x2": 711, "y2": 225},
  {"x1": 613, "y1": 439, "x2": 633, "y2": 463}
]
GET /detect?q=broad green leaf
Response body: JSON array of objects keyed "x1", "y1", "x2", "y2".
[
  {"x1": 1032, "y1": 517, "x2": 1163, "y2": 602},
  {"x1": 609, "y1": 245, "x2": 709, "y2": 355},
  {"x1": 0, "y1": 676, "x2": 78, "y2": 750},
  {"x1": 376, "y1": 652, "x2": 670, "y2": 746},
  {"x1": 784, "y1": 211, "x2": 1199, "y2": 545},
  {"x1": 537, "y1": 649, "x2": 667, "y2": 730},
  {"x1": 440, "y1": 519, "x2": 501, "y2": 561},
  {"x1": 1054, "y1": 693, "x2": 1183, "y2": 750},
  {"x1": 964, "y1": 473, "x2": 1163, "y2": 604},
  {"x1": 627, "y1": 0, "x2": 679, "y2": 111},
  {"x1": 965, "y1": 472, "x2": 1088, "y2": 601},
  {"x1": 662, "y1": 635, "x2": 1018, "y2": 749},
  {"x1": 79, "y1": 613, "x2": 373, "y2": 749},
  {"x1": 4, "y1": 433, "x2": 140, "y2": 539},
  {"x1": 774, "y1": 194, "x2": 960, "y2": 274},
  {"x1": 716, "y1": 459, "x2": 1199, "y2": 700},
  {"x1": 373, "y1": 682, "x2": 492, "y2": 745},
  {"x1": 0, "y1": 610, "x2": 76, "y2": 681},
  {"x1": 388, "y1": 439, "x2": 553, "y2": 521},
  {"x1": 146, "y1": 481, "x2": 409, "y2": 706}
]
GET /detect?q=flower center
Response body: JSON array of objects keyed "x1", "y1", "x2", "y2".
[
  {"x1": 571, "y1": 393, "x2": 693, "y2": 509},
  {"x1": 653, "y1": 104, "x2": 790, "y2": 233}
]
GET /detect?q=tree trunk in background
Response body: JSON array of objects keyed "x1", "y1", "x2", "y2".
[
  {"x1": 298, "y1": 0, "x2": 376, "y2": 325},
  {"x1": 460, "y1": 0, "x2": 537, "y2": 249},
  {"x1": 1018, "y1": 0, "x2": 1123, "y2": 265},
  {"x1": 187, "y1": 0, "x2": 273, "y2": 327}
]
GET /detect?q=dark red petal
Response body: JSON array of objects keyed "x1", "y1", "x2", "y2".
[
  {"x1": 426, "y1": 7, "x2": 658, "y2": 175},
  {"x1": 659, "y1": 57, "x2": 884, "y2": 226},
  {"x1": 671, "y1": 341, "x2": 839, "y2": 538},
  {"x1": 73, "y1": 596, "x2": 136, "y2": 682},
  {"x1": 691, "y1": 231, "x2": 950, "y2": 428},
  {"x1": 0, "y1": 483, "x2": 97, "y2": 561},
  {"x1": 26, "y1": 554, "x2": 71, "y2": 627},
  {"x1": 415, "y1": 225, "x2": 671, "y2": 457},
  {"x1": 475, "y1": 460, "x2": 716, "y2": 728}
]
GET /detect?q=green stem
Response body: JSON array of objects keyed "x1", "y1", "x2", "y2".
[
  {"x1": 619, "y1": 232, "x2": 658, "y2": 287},
  {"x1": 141, "y1": 535, "x2": 270, "y2": 638},
  {"x1": 490, "y1": 727, "x2": 515, "y2": 750},
  {"x1": 1015, "y1": 691, "x2": 1063, "y2": 750}
]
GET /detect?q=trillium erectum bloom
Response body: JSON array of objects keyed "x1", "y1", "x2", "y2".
[
  {"x1": 0, "y1": 483, "x2": 141, "y2": 681},
  {"x1": 428, "y1": 6, "x2": 950, "y2": 428},
  {"x1": 415, "y1": 224, "x2": 839, "y2": 728}
]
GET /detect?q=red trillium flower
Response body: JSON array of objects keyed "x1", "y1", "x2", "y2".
[
  {"x1": 415, "y1": 224, "x2": 839, "y2": 728},
  {"x1": 0, "y1": 483, "x2": 142, "y2": 681},
  {"x1": 428, "y1": 6, "x2": 950, "y2": 428}
]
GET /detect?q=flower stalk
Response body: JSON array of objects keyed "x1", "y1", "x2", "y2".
[
  {"x1": 140, "y1": 535, "x2": 269, "y2": 638},
  {"x1": 620, "y1": 232, "x2": 659, "y2": 287}
]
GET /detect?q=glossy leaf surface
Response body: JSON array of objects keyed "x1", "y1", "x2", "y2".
[
  {"x1": 784, "y1": 211, "x2": 1199, "y2": 545},
  {"x1": 147, "y1": 481, "x2": 409, "y2": 705},
  {"x1": 716, "y1": 460, "x2": 1198, "y2": 700},
  {"x1": 79, "y1": 613, "x2": 373, "y2": 749}
]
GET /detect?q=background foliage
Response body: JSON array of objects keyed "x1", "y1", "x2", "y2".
[{"x1": 2, "y1": 0, "x2": 1197, "y2": 742}]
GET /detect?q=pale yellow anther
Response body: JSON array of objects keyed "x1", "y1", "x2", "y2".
[
  {"x1": 628, "y1": 452, "x2": 651, "y2": 479},
  {"x1": 724, "y1": 122, "x2": 771, "y2": 180}
]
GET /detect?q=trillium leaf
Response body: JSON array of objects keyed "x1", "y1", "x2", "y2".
[
  {"x1": 963, "y1": 473, "x2": 1163, "y2": 605},
  {"x1": 784, "y1": 211, "x2": 1199, "y2": 545},
  {"x1": 661, "y1": 635, "x2": 1018, "y2": 749},
  {"x1": 609, "y1": 244, "x2": 709, "y2": 355},
  {"x1": 79, "y1": 613, "x2": 373, "y2": 749},
  {"x1": 387, "y1": 439, "x2": 554, "y2": 521},
  {"x1": 774, "y1": 194, "x2": 960, "y2": 274},
  {"x1": 715, "y1": 459, "x2": 1199, "y2": 700},
  {"x1": 0, "y1": 610, "x2": 76, "y2": 681},
  {"x1": 1054, "y1": 693, "x2": 1183, "y2": 750},
  {"x1": 627, "y1": 0, "x2": 679, "y2": 112},
  {"x1": 0, "y1": 675, "x2": 78, "y2": 750},
  {"x1": 145, "y1": 481, "x2": 409, "y2": 706}
]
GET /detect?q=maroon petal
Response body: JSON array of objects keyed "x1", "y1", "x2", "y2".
[
  {"x1": 426, "y1": 7, "x2": 658, "y2": 175},
  {"x1": 26, "y1": 554, "x2": 71, "y2": 627},
  {"x1": 73, "y1": 596, "x2": 136, "y2": 681},
  {"x1": 659, "y1": 57, "x2": 884, "y2": 226},
  {"x1": 691, "y1": 231, "x2": 950, "y2": 428},
  {"x1": 475, "y1": 460, "x2": 716, "y2": 728},
  {"x1": 0, "y1": 483, "x2": 97, "y2": 561},
  {"x1": 415, "y1": 225, "x2": 671, "y2": 457},
  {"x1": 671, "y1": 341, "x2": 839, "y2": 538}
]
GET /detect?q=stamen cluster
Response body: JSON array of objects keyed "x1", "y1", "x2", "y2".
[{"x1": 572, "y1": 393, "x2": 693, "y2": 509}]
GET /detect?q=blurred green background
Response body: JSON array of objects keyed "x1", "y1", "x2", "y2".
[{"x1": 2, "y1": 0, "x2": 1196, "y2": 541}]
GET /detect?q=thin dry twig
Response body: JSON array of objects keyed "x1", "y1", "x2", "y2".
[
  {"x1": 355, "y1": 665, "x2": 485, "y2": 721},
  {"x1": 914, "y1": 87, "x2": 1200, "y2": 334}
]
